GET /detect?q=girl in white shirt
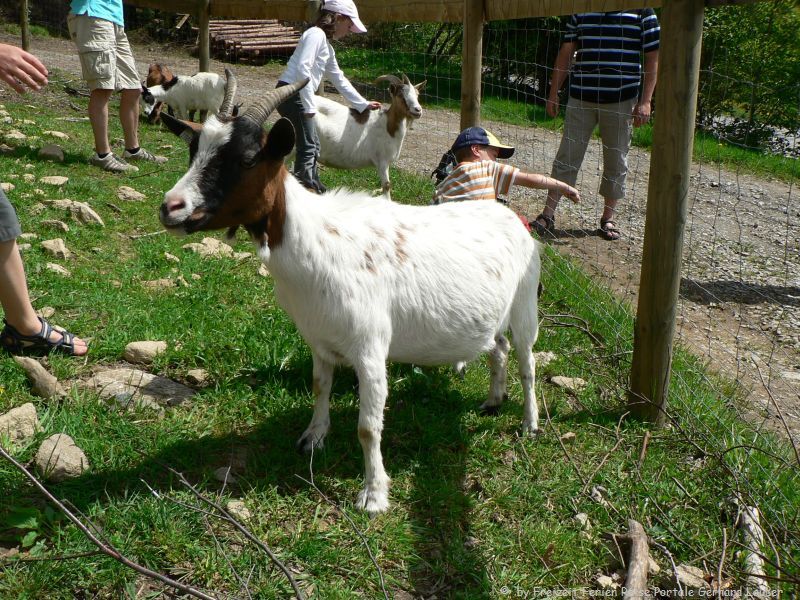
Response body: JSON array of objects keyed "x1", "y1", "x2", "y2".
[{"x1": 277, "y1": 0, "x2": 380, "y2": 193}]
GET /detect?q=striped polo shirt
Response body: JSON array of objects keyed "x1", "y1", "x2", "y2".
[
  {"x1": 433, "y1": 160, "x2": 519, "y2": 204},
  {"x1": 566, "y1": 10, "x2": 660, "y2": 104}
]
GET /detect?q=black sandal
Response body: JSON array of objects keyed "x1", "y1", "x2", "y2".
[
  {"x1": 531, "y1": 213, "x2": 555, "y2": 237},
  {"x1": 1, "y1": 317, "x2": 86, "y2": 356},
  {"x1": 598, "y1": 219, "x2": 621, "y2": 241}
]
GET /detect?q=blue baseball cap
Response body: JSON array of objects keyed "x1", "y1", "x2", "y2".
[{"x1": 451, "y1": 126, "x2": 515, "y2": 159}]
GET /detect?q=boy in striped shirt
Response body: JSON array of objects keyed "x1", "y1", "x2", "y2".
[{"x1": 433, "y1": 127, "x2": 580, "y2": 217}]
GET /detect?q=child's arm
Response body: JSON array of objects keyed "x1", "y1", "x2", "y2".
[{"x1": 514, "y1": 172, "x2": 581, "y2": 203}]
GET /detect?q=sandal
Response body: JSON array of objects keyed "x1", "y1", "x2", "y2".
[
  {"x1": 531, "y1": 213, "x2": 555, "y2": 237},
  {"x1": 1, "y1": 317, "x2": 86, "y2": 357},
  {"x1": 598, "y1": 219, "x2": 621, "y2": 241}
]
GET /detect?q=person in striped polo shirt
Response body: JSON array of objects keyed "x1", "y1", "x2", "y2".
[
  {"x1": 532, "y1": 10, "x2": 660, "y2": 240},
  {"x1": 433, "y1": 127, "x2": 580, "y2": 218}
]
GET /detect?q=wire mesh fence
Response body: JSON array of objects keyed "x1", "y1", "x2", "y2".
[{"x1": 8, "y1": 0, "x2": 800, "y2": 591}]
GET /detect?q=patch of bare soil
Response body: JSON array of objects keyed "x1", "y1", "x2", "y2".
[{"x1": 15, "y1": 32, "x2": 799, "y2": 442}]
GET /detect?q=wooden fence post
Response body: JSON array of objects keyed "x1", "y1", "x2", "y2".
[
  {"x1": 460, "y1": 0, "x2": 484, "y2": 130},
  {"x1": 197, "y1": 0, "x2": 211, "y2": 72},
  {"x1": 20, "y1": 0, "x2": 30, "y2": 51},
  {"x1": 629, "y1": 0, "x2": 705, "y2": 425}
]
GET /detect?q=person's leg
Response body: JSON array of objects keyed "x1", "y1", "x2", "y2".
[
  {"x1": 88, "y1": 88, "x2": 113, "y2": 155},
  {"x1": 534, "y1": 98, "x2": 596, "y2": 230},
  {"x1": 277, "y1": 91, "x2": 319, "y2": 192},
  {"x1": 596, "y1": 98, "x2": 636, "y2": 239},
  {"x1": 119, "y1": 88, "x2": 140, "y2": 150}
]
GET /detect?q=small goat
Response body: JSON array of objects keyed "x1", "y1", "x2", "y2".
[
  {"x1": 313, "y1": 74, "x2": 425, "y2": 197},
  {"x1": 142, "y1": 68, "x2": 237, "y2": 122},
  {"x1": 143, "y1": 63, "x2": 175, "y2": 124},
  {"x1": 158, "y1": 81, "x2": 541, "y2": 514}
]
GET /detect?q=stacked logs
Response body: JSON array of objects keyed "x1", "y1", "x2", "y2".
[{"x1": 210, "y1": 20, "x2": 301, "y2": 63}]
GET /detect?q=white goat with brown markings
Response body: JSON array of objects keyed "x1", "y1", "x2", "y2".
[
  {"x1": 313, "y1": 74, "x2": 425, "y2": 197},
  {"x1": 157, "y1": 81, "x2": 541, "y2": 514}
]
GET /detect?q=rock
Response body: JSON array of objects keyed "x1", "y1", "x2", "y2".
[
  {"x1": 17, "y1": 243, "x2": 30, "y2": 252},
  {"x1": 1, "y1": 182, "x2": 15, "y2": 192},
  {"x1": 82, "y1": 367, "x2": 194, "y2": 407},
  {"x1": 0, "y1": 403, "x2": 40, "y2": 444},
  {"x1": 38, "y1": 144, "x2": 64, "y2": 162},
  {"x1": 0, "y1": 143, "x2": 14, "y2": 154},
  {"x1": 675, "y1": 564, "x2": 710, "y2": 590},
  {"x1": 13, "y1": 356, "x2": 66, "y2": 398},
  {"x1": 23, "y1": 173, "x2": 35, "y2": 182},
  {"x1": 560, "y1": 431, "x2": 577, "y2": 443},
  {"x1": 43, "y1": 131, "x2": 69, "y2": 140},
  {"x1": 45, "y1": 263, "x2": 71, "y2": 277},
  {"x1": 42, "y1": 199, "x2": 104, "y2": 226},
  {"x1": 590, "y1": 485, "x2": 610, "y2": 507},
  {"x1": 574, "y1": 512, "x2": 592, "y2": 530},
  {"x1": 41, "y1": 238, "x2": 72, "y2": 260},
  {"x1": 226, "y1": 500, "x2": 251, "y2": 521},
  {"x1": 550, "y1": 376, "x2": 588, "y2": 392},
  {"x1": 40, "y1": 176, "x2": 69, "y2": 186},
  {"x1": 234, "y1": 252, "x2": 252, "y2": 260},
  {"x1": 164, "y1": 252, "x2": 180, "y2": 263},
  {"x1": 534, "y1": 351, "x2": 557, "y2": 367},
  {"x1": 257, "y1": 263, "x2": 270, "y2": 277},
  {"x1": 116, "y1": 186, "x2": 145, "y2": 202},
  {"x1": 596, "y1": 575, "x2": 618, "y2": 589},
  {"x1": 41, "y1": 219, "x2": 70, "y2": 233},
  {"x1": 214, "y1": 466, "x2": 237, "y2": 484},
  {"x1": 141, "y1": 278, "x2": 175, "y2": 291},
  {"x1": 182, "y1": 237, "x2": 234, "y2": 258},
  {"x1": 36, "y1": 306, "x2": 56, "y2": 319},
  {"x1": 18, "y1": 232, "x2": 37, "y2": 241},
  {"x1": 186, "y1": 369, "x2": 209, "y2": 386},
  {"x1": 123, "y1": 341, "x2": 167, "y2": 364},
  {"x1": 35, "y1": 434, "x2": 90, "y2": 482},
  {"x1": 4, "y1": 130, "x2": 27, "y2": 141},
  {"x1": 463, "y1": 536, "x2": 479, "y2": 549},
  {"x1": 111, "y1": 391, "x2": 164, "y2": 415}
]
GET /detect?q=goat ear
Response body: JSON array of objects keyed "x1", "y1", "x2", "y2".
[
  {"x1": 263, "y1": 117, "x2": 295, "y2": 160},
  {"x1": 161, "y1": 111, "x2": 201, "y2": 144}
]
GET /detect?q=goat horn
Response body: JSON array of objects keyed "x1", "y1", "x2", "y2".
[
  {"x1": 242, "y1": 79, "x2": 309, "y2": 127},
  {"x1": 402, "y1": 73, "x2": 411, "y2": 85},
  {"x1": 218, "y1": 68, "x2": 238, "y2": 117},
  {"x1": 376, "y1": 74, "x2": 402, "y2": 86}
]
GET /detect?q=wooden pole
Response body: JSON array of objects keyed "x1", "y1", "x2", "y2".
[
  {"x1": 20, "y1": 0, "x2": 30, "y2": 51},
  {"x1": 197, "y1": 0, "x2": 211, "y2": 72},
  {"x1": 460, "y1": 0, "x2": 483, "y2": 129},
  {"x1": 629, "y1": 0, "x2": 705, "y2": 424}
]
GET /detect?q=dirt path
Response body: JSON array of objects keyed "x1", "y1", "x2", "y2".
[{"x1": 13, "y1": 33, "x2": 800, "y2": 442}]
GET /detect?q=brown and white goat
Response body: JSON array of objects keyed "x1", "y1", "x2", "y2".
[
  {"x1": 143, "y1": 63, "x2": 175, "y2": 124},
  {"x1": 312, "y1": 74, "x2": 425, "y2": 197},
  {"x1": 158, "y1": 81, "x2": 542, "y2": 514}
]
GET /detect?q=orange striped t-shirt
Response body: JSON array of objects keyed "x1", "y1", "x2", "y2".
[{"x1": 433, "y1": 160, "x2": 519, "y2": 204}]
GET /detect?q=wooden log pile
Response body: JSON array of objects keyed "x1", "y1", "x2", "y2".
[{"x1": 210, "y1": 20, "x2": 301, "y2": 63}]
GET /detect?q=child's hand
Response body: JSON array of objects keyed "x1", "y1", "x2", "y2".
[
  {"x1": 366, "y1": 101, "x2": 382, "y2": 110},
  {"x1": 562, "y1": 185, "x2": 580, "y2": 203}
]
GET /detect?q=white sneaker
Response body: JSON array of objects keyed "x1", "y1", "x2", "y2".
[
  {"x1": 89, "y1": 153, "x2": 138, "y2": 173},
  {"x1": 122, "y1": 148, "x2": 167, "y2": 164}
]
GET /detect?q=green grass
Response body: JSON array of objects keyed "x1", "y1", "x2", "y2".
[{"x1": 0, "y1": 73, "x2": 797, "y2": 597}]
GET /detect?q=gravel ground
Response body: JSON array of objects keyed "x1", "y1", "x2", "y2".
[{"x1": 11, "y1": 32, "x2": 800, "y2": 442}]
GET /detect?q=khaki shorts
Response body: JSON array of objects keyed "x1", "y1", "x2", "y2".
[{"x1": 68, "y1": 14, "x2": 140, "y2": 91}]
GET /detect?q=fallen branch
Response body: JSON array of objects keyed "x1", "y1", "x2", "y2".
[
  {"x1": 0, "y1": 445, "x2": 218, "y2": 600},
  {"x1": 736, "y1": 502, "x2": 771, "y2": 597},
  {"x1": 622, "y1": 519, "x2": 649, "y2": 599}
]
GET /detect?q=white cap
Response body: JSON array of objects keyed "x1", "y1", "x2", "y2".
[{"x1": 323, "y1": 0, "x2": 367, "y2": 33}]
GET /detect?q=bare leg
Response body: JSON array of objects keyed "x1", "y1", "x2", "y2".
[
  {"x1": 0, "y1": 240, "x2": 87, "y2": 354},
  {"x1": 297, "y1": 351, "x2": 334, "y2": 452},
  {"x1": 119, "y1": 88, "x2": 141, "y2": 150},
  {"x1": 88, "y1": 89, "x2": 113, "y2": 155},
  {"x1": 354, "y1": 353, "x2": 391, "y2": 514}
]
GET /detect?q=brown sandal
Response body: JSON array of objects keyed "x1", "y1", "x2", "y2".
[
  {"x1": 531, "y1": 213, "x2": 555, "y2": 237},
  {"x1": 599, "y1": 219, "x2": 621, "y2": 241}
]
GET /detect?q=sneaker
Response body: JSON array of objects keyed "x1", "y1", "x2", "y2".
[
  {"x1": 89, "y1": 153, "x2": 139, "y2": 173},
  {"x1": 122, "y1": 147, "x2": 167, "y2": 164}
]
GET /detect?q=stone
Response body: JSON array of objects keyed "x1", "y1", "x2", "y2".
[
  {"x1": 226, "y1": 500, "x2": 251, "y2": 521},
  {"x1": 42, "y1": 199, "x2": 104, "y2": 226},
  {"x1": 550, "y1": 376, "x2": 587, "y2": 392},
  {"x1": 45, "y1": 263, "x2": 71, "y2": 277},
  {"x1": 1, "y1": 182, "x2": 15, "y2": 192},
  {"x1": 41, "y1": 238, "x2": 72, "y2": 260},
  {"x1": 38, "y1": 144, "x2": 64, "y2": 162},
  {"x1": 164, "y1": 252, "x2": 180, "y2": 263},
  {"x1": 257, "y1": 263, "x2": 270, "y2": 277},
  {"x1": 4, "y1": 130, "x2": 27, "y2": 141},
  {"x1": 122, "y1": 341, "x2": 167, "y2": 364},
  {"x1": 39, "y1": 176, "x2": 69, "y2": 186},
  {"x1": 35, "y1": 434, "x2": 90, "y2": 482},
  {"x1": 18, "y1": 232, "x2": 37, "y2": 241},
  {"x1": 560, "y1": 431, "x2": 577, "y2": 443},
  {"x1": 0, "y1": 403, "x2": 41, "y2": 444},
  {"x1": 141, "y1": 278, "x2": 175, "y2": 291},
  {"x1": 182, "y1": 237, "x2": 234, "y2": 258},
  {"x1": 116, "y1": 186, "x2": 146, "y2": 202},
  {"x1": 23, "y1": 173, "x2": 35, "y2": 182},
  {"x1": 0, "y1": 143, "x2": 14, "y2": 154},
  {"x1": 234, "y1": 252, "x2": 252, "y2": 260},
  {"x1": 43, "y1": 131, "x2": 69, "y2": 140},
  {"x1": 214, "y1": 466, "x2": 237, "y2": 484},
  {"x1": 41, "y1": 219, "x2": 70, "y2": 233},
  {"x1": 111, "y1": 391, "x2": 164, "y2": 415},
  {"x1": 37, "y1": 306, "x2": 56, "y2": 319},
  {"x1": 186, "y1": 369, "x2": 209, "y2": 386},
  {"x1": 82, "y1": 367, "x2": 194, "y2": 408},
  {"x1": 17, "y1": 243, "x2": 31, "y2": 252},
  {"x1": 574, "y1": 512, "x2": 591, "y2": 530},
  {"x1": 675, "y1": 564, "x2": 710, "y2": 590},
  {"x1": 13, "y1": 356, "x2": 66, "y2": 398},
  {"x1": 534, "y1": 351, "x2": 557, "y2": 367}
]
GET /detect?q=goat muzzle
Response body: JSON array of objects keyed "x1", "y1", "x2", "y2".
[{"x1": 242, "y1": 79, "x2": 309, "y2": 128}]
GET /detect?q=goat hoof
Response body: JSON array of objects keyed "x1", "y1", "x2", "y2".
[
  {"x1": 521, "y1": 423, "x2": 541, "y2": 437},
  {"x1": 355, "y1": 486, "x2": 389, "y2": 515},
  {"x1": 296, "y1": 432, "x2": 325, "y2": 454},
  {"x1": 479, "y1": 404, "x2": 501, "y2": 417}
]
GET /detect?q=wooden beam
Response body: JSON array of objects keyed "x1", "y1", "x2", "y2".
[
  {"x1": 460, "y1": 0, "x2": 483, "y2": 130},
  {"x1": 20, "y1": 0, "x2": 30, "y2": 51},
  {"x1": 629, "y1": 0, "x2": 705, "y2": 425},
  {"x1": 197, "y1": 0, "x2": 211, "y2": 72}
]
